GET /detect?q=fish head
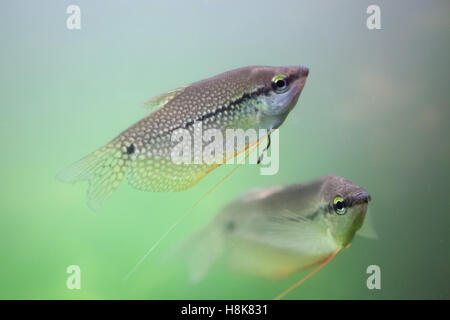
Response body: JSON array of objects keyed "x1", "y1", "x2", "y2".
[
  {"x1": 250, "y1": 65, "x2": 309, "y2": 129},
  {"x1": 320, "y1": 175, "x2": 372, "y2": 247}
]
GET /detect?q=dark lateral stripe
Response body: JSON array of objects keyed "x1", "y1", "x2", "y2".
[
  {"x1": 149, "y1": 87, "x2": 266, "y2": 142},
  {"x1": 151, "y1": 72, "x2": 300, "y2": 139},
  {"x1": 182, "y1": 86, "x2": 267, "y2": 129}
]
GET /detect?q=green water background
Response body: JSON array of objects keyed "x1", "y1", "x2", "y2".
[{"x1": 0, "y1": 0, "x2": 449, "y2": 299}]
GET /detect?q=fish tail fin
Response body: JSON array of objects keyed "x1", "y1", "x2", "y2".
[
  {"x1": 167, "y1": 224, "x2": 224, "y2": 283},
  {"x1": 187, "y1": 228, "x2": 224, "y2": 282},
  {"x1": 57, "y1": 142, "x2": 129, "y2": 210}
]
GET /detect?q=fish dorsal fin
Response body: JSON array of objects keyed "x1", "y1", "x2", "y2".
[
  {"x1": 237, "y1": 185, "x2": 285, "y2": 203},
  {"x1": 143, "y1": 86, "x2": 186, "y2": 112}
]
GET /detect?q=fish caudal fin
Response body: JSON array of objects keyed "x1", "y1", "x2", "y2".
[
  {"x1": 188, "y1": 229, "x2": 224, "y2": 282},
  {"x1": 57, "y1": 143, "x2": 130, "y2": 210},
  {"x1": 172, "y1": 224, "x2": 224, "y2": 283}
]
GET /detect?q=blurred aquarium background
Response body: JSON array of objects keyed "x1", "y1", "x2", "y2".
[{"x1": 0, "y1": 0, "x2": 449, "y2": 299}]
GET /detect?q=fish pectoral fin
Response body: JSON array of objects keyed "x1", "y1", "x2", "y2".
[
  {"x1": 280, "y1": 209, "x2": 309, "y2": 222},
  {"x1": 357, "y1": 208, "x2": 378, "y2": 239},
  {"x1": 240, "y1": 208, "x2": 337, "y2": 257},
  {"x1": 143, "y1": 86, "x2": 187, "y2": 112}
]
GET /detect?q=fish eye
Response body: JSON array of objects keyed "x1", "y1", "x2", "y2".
[
  {"x1": 271, "y1": 75, "x2": 289, "y2": 93},
  {"x1": 333, "y1": 196, "x2": 346, "y2": 215}
]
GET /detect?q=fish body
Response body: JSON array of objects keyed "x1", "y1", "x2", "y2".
[
  {"x1": 183, "y1": 175, "x2": 371, "y2": 281},
  {"x1": 58, "y1": 65, "x2": 309, "y2": 209}
]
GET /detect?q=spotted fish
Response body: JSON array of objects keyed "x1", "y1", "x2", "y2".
[
  {"x1": 181, "y1": 175, "x2": 371, "y2": 282},
  {"x1": 58, "y1": 65, "x2": 309, "y2": 210}
]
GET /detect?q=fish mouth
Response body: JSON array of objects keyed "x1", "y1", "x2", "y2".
[
  {"x1": 350, "y1": 191, "x2": 372, "y2": 206},
  {"x1": 292, "y1": 65, "x2": 309, "y2": 83},
  {"x1": 289, "y1": 65, "x2": 309, "y2": 100},
  {"x1": 298, "y1": 66, "x2": 309, "y2": 77}
]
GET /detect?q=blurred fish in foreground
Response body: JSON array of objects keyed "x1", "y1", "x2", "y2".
[
  {"x1": 181, "y1": 175, "x2": 372, "y2": 283},
  {"x1": 57, "y1": 65, "x2": 309, "y2": 210}
]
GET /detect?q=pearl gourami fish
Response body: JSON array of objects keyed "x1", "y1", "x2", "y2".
[
  {"x1": 58, "y1": 65, "x2": 309, "y2": 210},
  {"x1": 183, "y1": 175, "x2": 371, "y2": 283}
]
